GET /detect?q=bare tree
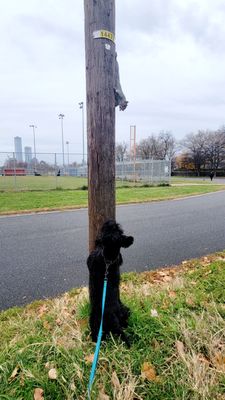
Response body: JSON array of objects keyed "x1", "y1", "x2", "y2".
[
  {"x1": 182, "y1": 131, "x2": 208, "y2": 176},
  {"x1": 137, "y1": 131, "x2": 177, "y2": 162},
  {"x1": 158, "y1": 131, "x2": 177, "y2": 160},
  {"x1": 181, "y1": 128, "x2": 225, "y2": 175},
  {"x1": 115, "y1": 142, "x2": 128, "y2": 162},
  {"x1": 137, "y1": 135, "x2": 160, "y2": 159},
  {"x1": 205, "y1": 128, "x2": 225, "y2": 172}
]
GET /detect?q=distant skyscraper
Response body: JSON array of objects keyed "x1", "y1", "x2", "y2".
[
  {"x1": 14, "y1": 136, "x2": 23, "y2": 162},
  {"x1": 24, "y1": 146, "x2": 32, "y2": 163}
]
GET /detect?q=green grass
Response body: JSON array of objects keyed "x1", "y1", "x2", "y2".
[
  {"x1": 116, "y1": 185, "x2": 225, "y2": 203},
  {"x1": 0, "y1": 184, "x2": 225, "y2": 214},
  {"x1": 0, "y1": 252, "x2": 224, "y2": 399},
  {"x1": 171, "y1": 177, "x2": 225, "y2": 185},
  {"x1": 0, "y1": 176, "x2": 88, "y2": 191},
  {"x1": 1, "y1": 175, "x2": 224, "y2": 192},
  {"x1": 0, "y1": 176, "x2": 164, "y2": 191},
  {"x1": 0, "y1": 190, "x2": 88, "y2": 213}
]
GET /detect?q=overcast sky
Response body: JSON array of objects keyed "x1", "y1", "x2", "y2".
[{"x1": 1, "y1": 0, "x2": 225, "y2": 162}]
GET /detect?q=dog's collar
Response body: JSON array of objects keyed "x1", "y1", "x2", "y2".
[{"x1": 102, "y1": 250, "x2": 119, "y2": 277}]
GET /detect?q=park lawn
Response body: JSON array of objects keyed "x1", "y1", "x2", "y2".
[
  {"x1": 116, "y1": 184, "x2": 225, "y2": 204},
  {"x1": 0, "y1": 176, "x2": 150, "y2": 191},
  {"x1": 0, "y1": 176, "x2": 88, "y2": 191},
  {"x1": 1, "y1": 175, "x2": 224, "y2": 192},
  {"x1": 171, "y1": 177, "x2": 214, "y2": 185},
  {"x1": 0, "y1": 185, "x2": 225, "y2": 214},
  {"x1": 0, "y1": 190, "x2": 88, "y2": 214},
  {"x1": 0, "y1": 251, "x2": 224, "y2": 399}
]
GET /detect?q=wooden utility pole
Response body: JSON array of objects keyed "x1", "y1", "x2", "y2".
[{"x1": 84, "y1": 0, "x2": 116, "y2": 251}]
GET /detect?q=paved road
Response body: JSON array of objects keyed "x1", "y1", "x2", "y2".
[{"x1": 1, "y1": 191, "x2": 225, "y2": 310}]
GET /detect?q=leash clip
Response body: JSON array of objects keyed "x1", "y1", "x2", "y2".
[{"x1": 104, "y1": 263, "x2": 110, "y2": 279}]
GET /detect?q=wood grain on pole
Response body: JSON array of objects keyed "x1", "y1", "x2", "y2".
[{"x1": 84, "y1": 0, "x2": 116, "y2": 251}]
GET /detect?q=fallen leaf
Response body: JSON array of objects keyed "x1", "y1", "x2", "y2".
[
  {"x1": 141, "y1": 362, "x2": 157, "y2": 381},
  {"x1": 158, "y1": 271, "x2": 166, "y2": 277},
  {"x1": 48, "y1": 368, "x2": 57, "y2": 380},
  {"x1": 77, "y1": 318, "x2": 88, "y2": 329},
  {"x1": 175, "y1": 341, "x2": 186, "y2": 362},
  {"x1": 38, "y1": 304, "x2": 48, "y2": 317},
  {"x1": 120, "y1": 282, "x2": 129, "y2": 292},
  {"x1": 111, "y1": 370, "x2": 120, "y2": 389},
  {"x1": 204, "y1": 270, "x2": 212, "y2": 275},
  {"x1": 150, "y1": 309, "x2": 158, "y2": 317},
  {"x1": 76, "y1": 367, "x2": 83, "y2": 380},
  {"x1": 61, "y1": 307, "x2": 70, "y2": 318},
  {"x1": 186, "y1": 297, "x2": 195, "y2": 306},
  {"x1": 163, "y1": 275, "x2": 172, "y2": 282},
  {"x1": 217, "y1": 256, "x2": 225, "y2": 261},
  {"x1": 56, "y1": 338, "x2": 65, "y2": 347},
  {"x1": 197, "y1": 354, "x2": 210, "y2": 365},
  {"x1": 156, "y1": 271, "x2": 173, "y2": 282},
  {"x1": 70, "y1": 382, "x2": 76, "y2": 391},
  {"x1": 152, "y1": 338, "x2": 160, "y2": 350},
  {"x1": 168, "y1": 290, "x2": 176, "y2": 299},
  {"x1": 97, "y1": 389, "x2": 110, "y2": 400},
  {"x1": 43, "y1": 320, "x2": 51, "y2": 330},
  {"x1": 162, "y1": 299, "x2": 170, "y2": 309},
  {"x1": 9, "y1": 366, "x2": 20, "y2": 381},
  {"x1": 34, "y1": 388, "x2": 44, "y2": 400},
  {"x1": 45, "y1": 362, "x2": 55, "y2": 370},
  {"x1": 20, "y1": 372, "x2": 25, "y2": 387},
  {"x1": 85, "y1": 354, "x2": 94, "y2": 364},
  {"x1": 213, "y1": 353, "x2": 225, "y2": 372}
]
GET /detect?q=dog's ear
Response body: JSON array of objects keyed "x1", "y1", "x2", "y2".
[{"x1": 121, "y1": 235, "x2": 134, "y2": 248}]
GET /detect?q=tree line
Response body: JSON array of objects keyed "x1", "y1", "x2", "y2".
[{"x1": 116, "y1": 127, "x2": 225, "y2": 176}]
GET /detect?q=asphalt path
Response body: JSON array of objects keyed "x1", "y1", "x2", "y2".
[{"x1": 0, "y1": 190, "x2": 225, "y2": 310}]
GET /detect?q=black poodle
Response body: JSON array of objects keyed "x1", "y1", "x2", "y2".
[{"x1": 87, "y1": 219, "x2": 134, "y2": 346}]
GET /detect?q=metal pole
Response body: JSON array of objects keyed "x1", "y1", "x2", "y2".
[
  {"x1": 29, "y1": 124, "x2": 37, "y2": 172},
  {"x1": 55, "y1": 153, "x2": 57, "y2": 188},
  {"x1": 58, "y1": 114, "x2": 65, "y2": 169},
  {"x1": 79, "y1": 102, "x2": 85, "y2": 165},
  {"x1": 130, "y1": 125, "x2": 136, "y2": 183},
  {"x1": 13, "y1": 152, "x2": 17, "y2": 190},
  {"x1": 66, "y1": 141, "x2": 69, "y2": 174}
]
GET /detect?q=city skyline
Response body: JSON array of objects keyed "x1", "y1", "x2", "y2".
[
  {"x1": 13, "y1": 137, "x2": 33, "y2": 163},
  {"x1": 1, "y1": 1, "x2": 225, "y2": 155},
  {"x1": 14, "y1": 136, "x2": 23, "y2": 162}
]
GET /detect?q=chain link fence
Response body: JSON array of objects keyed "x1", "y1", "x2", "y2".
[
  {"x1": 0, "y1": 152, "x2": 171, "y2": 190},
  {"x1": 0, "y1": 152, "x2": 87, "y2": 176},
  {"x1": 116, "y1": 159, "x2": 171, "y2": 184}
]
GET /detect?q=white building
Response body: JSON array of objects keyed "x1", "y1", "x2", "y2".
[
  {"x1": 14, "y1": 136, "x2": 23, "y2": 162},
  {"x1": 24, "y1": 146, "x2": 32, "y2": 163}
]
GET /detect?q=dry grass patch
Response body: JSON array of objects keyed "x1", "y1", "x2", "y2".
[{"x1": 0, "y1": 252, "x2": 224, "y2": 399}]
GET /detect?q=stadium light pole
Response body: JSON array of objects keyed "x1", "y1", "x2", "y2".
[
  {"x1": 29, "y1": 124, "x2": 37, "y2": 171},
  {"x1": 58, "y1": 114, "x2": 65, "y2": 168},
  {"x1": 78, "y1": 102, "x2": 85, "y2": 165},
  {"x1": 66, "y1": 140, "x2": 69, "y2": 168}
]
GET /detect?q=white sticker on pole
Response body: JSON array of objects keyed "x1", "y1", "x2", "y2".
[{"x1": 93, "y1": 29, "x2": 115, "y2": 43}]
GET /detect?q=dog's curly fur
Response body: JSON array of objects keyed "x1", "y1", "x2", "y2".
[{"x1": 87, "y1": 219, "x2": 134, "y2": 346}]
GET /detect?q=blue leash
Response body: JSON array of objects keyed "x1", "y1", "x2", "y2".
[{"x1": 88, "y1": 275, "x2": 108, "y2": 399}]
